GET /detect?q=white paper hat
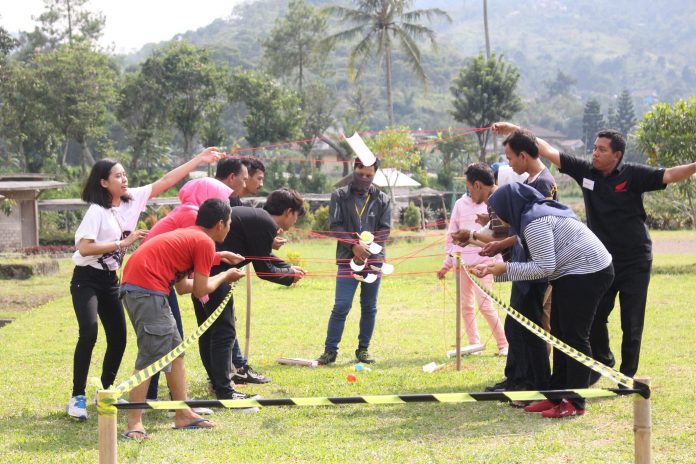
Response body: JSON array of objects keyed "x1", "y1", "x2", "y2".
[{"x1": 345, "y1": 132, "x2": 377, "y2": 167}]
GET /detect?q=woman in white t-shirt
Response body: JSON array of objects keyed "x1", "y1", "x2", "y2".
[{"x1": 66, "y1": 147, "x2": 223, "y2": 421}]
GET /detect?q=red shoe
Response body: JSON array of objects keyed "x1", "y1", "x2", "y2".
[
  {"x1": 541, "y1": 399, "x2": 585, "y2": 418},
  {"x1": 523, "y1": 399, "x2": 556, "y2": 413}
]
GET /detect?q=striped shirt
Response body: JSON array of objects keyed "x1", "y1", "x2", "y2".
[{"x1": 497, "y1": 216, "x2": 612, "y2": 282}]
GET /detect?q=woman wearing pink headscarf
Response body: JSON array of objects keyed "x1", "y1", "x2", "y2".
[{"x1": 143, "y1": 177, "x2": 233, "y2": 403}]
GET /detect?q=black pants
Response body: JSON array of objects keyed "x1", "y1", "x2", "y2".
[
  {"x1": 550, "y1": 264, "x2": 614, "y2": 408},
  {"x1": 504, "y1": 281, "x2": 550, "y2": 390},
  {"x1": 192, "y1": 283, "x2": 237, "y2": 398},
  {"x1": 70, "y1": 266, "x2": 127, "y2": 397},
  {"x1": 590, "y1": 260, "x2": 651, "y2": 378}
]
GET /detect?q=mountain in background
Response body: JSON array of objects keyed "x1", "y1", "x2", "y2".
[{"x1": 117, "y1": 0, "x2": 696, "y2": 135}]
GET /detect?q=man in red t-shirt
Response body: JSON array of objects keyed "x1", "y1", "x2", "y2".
[{"x1": 120, "y1": 198, "x2": 244, "y2": 439}]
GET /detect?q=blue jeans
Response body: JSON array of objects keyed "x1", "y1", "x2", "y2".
[{"x1": 324, "y1": 265, "x2": 381, "y2": 352}]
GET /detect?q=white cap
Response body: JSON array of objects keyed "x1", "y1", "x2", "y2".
[{"x1": 345, "y1": 132, "x2": 377, "y2": 167}]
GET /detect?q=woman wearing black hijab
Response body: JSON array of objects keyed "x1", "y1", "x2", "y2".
[{"x1": 470, "y1": 183, "x2": 614, "y2": 418}]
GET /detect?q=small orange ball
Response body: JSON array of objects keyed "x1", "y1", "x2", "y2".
[{"x1": 346, "y1": 373, "x2": 357, "y2": 382}]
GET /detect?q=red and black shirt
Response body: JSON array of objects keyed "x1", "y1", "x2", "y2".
[{"x1": 559, "y1": 153, "x2": 666, "y2": 266}]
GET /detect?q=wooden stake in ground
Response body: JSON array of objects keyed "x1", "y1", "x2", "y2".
[
  {"x1": 633, "y1": 376, "x2": 652, "y2": 464},
  {"x1": 244, "y1": 263, "x2": 252, "y2": 359},
  {"x1": 454, "y1": 253, "x2": 462, "y2": 371},
  {"x1": 97, "y1": 390, "x2": 117, "y2": 464}
]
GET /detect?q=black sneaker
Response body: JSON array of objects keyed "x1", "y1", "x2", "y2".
[
  {"x1": 217, "y1": 388, "x2": 261, "y2": 401},
  {"x1": 317, "y1": 350, "x2": 337, "y2": 365},
  {"x1": 232, "y1": 365, "x2": 271, "y2": 384},
  {"x1": 485, "y1": 379, "x2": 508, "y2": 392},
  {"x1": 355, "y1": 348, "x2": 375, "y2": 364}
]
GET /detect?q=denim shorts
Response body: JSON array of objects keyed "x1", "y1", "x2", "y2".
[{"x1": 122, "y1": 291, "x2": 183, "y2": 372}]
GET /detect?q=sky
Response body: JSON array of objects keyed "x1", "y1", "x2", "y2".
[{"x1": 0, "y1": 0, "x2": 242, "y2": 53}]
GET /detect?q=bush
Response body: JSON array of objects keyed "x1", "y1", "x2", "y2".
[
  {"x1": 644, "y1": 190, "x2": 694, "y2": 230},
  {"x1": 400, "y1": 202, "x2": 422, "y2": 228},
  {"x1": 293, "y1": 201, "x2": 315, "y2": 229},
  {"x1": 313, "y1": 205, "x2": 330, "y2": 232}
]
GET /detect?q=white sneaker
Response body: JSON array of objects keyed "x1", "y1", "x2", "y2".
[{"x1": 67, "y1": 395, "x2": 88, "y2": 420}]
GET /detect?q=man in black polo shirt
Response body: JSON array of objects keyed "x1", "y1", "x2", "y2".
[
  {"x1": 215, "y1": 158, "x2": 248, "y2": 207},
  {"x1": 193, "y1": 188, "x2": 307, "y2": 398},
  {"x1": 493, "y1": 122, "x2": 696, "y2": 380}
]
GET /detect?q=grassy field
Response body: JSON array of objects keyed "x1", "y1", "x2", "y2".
[{"x1": 0, "y1": 231, "x2": 695, "y2": 463}]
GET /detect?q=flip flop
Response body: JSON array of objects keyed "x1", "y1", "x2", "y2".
[
  {"x1": 120, "y1": 429, "x2": 150, "y2": 440},
  {"x1": 172, "y1": 418, "x2": 215, "y2": 430}
]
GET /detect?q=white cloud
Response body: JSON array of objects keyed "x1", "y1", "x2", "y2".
[{"x1": 0, "y1": 0, "x2": 241, "y2": 53}]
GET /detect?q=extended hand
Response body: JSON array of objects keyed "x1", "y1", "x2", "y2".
[
  {"x1": 451, "y1": 229, "x2": 471, "y2": 247},
  {"x1": 224, "y1": 268, "x2": 246, "y2": 283},
  {"x1": 479, "y1": 241, "x2": 506, "y2": 257},
  {"x1": 272, "y1": 233, "x2": 288, "y2": 250},
  {"x1": 124, "y1": 229, "x2": 148, "y2": 247},
  {"x1": 491, "y1": 122, "x2": 519, "y2": 136},
  {"x1": 220, "y1": 251, "x2": 245, "y2": 265},
  {"x1": 475, "y1": 213, "x2": 490, "y2": 227},
  {"x1": 196, "y1": 146, "x2": 224, "y2": 165},
  {"x1": 436, "y1": 268, "x2": 448, "y2": 280},
  {"x1": 290, "y1": 266, "x2": 306, "y2": 283}
]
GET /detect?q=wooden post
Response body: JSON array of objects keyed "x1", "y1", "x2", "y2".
[
  {"x1": 244, "y1": 263, "x2": 252, "y2": 359},
  {"x1": 634, "y1": 377, "x2": 652, "y2": 464},
  {"x1": 97, "y1": 390, "x2": 118, "y2": 464},
  {"x1": 454, "y1": 253, "x2": 462, "y2": 371}
]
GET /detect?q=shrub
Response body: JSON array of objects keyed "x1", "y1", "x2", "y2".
[
  {"x1": 401, "y1": 202, "x2": 422, "y2": 228},
  {"x1": 313, "y1": 206, "x2": 330, "y2": 232}
]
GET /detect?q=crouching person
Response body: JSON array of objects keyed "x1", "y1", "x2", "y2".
[{"x1": 119, "y1": 199, "x2": 245, "y2": 439}]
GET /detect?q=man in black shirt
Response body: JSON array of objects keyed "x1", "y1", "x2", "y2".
[
  {"x1": 194, "y1": 189, "x2": 307, "y2": 399},
  {"x1": 215, "y1": 158, "x2": 248, "y2": 207},
  {"x1": 476, "y1": 129, "x2": 556, "y2": 394},
  {"x1": 494, "y1": 122, "x2": 696, "y2": 380}
]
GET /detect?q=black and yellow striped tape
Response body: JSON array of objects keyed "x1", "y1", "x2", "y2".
[
  {"x1": 113, "y1": 387, "x2": 644, "y2": 410},
  {"x1": 111, "y1": 290, "x2": 233, "y2": 396},
  {"x1": 461, "y1": 265, "x2": 646, "y2": 394}
]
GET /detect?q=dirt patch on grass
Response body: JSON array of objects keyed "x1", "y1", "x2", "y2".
[
  {"x1": 0, "y1": 293, "x2": 59, "y2": 313},
  {"x1": 652, "y1": 237, "x2": 696, "y2": 254}
]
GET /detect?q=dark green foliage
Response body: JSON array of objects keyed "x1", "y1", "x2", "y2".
[
  {"x1": 582, "y1": 99, "x2": 605, "y2": 153},
  {"x1": 450, "y1": 53, "x2": 523, "y2": 161}
]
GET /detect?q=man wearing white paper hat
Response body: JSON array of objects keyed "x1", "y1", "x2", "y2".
[{"x1": 317, "y1": 151, "x2": 392, "y2": 365}]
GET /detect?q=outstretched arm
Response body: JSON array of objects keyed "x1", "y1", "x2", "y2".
[
  {"x1": 663, "y1": 162, "x2": 696, "y2": 184},
  {"x1": 491, "y1": 122, "x2": 561, "y2": 168},
  {"x1": 149, "y1": 147, "x2": 223, "y2": 198}
]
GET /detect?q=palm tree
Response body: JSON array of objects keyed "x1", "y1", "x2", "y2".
[{"x1": 325, "y1": 0, "x2": 450, "y2": 126}]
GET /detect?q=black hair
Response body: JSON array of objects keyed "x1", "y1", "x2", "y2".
[
  {"x1": 241, "y1": 158, "x2": 266, "y2": 176},
  {"x1": 465, "y1": 163, "x2": 495, "y2": 186},
  {"x1": 263, "y1": 188, "x2": 306, "y2": 217},
  {"x1": 353, "y1": 157, "x2": 380, "y2": 170},
  {"x1": 215, "y1": 158, "x2": 245, "y2": 180},
  {"x1": 81, "y1": 159, "x2": 132, "y2": 209},
  {"x1": 195, "y1": 198, "x2": 232, "y2": 228},
  {"x1": 503, "y1": 129, "x2": 539, "y2": 159},
  {"x1": 597, "y1": 129, "x2": 627, "y2": 156}
]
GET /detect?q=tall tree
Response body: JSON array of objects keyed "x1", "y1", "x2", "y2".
[
  {"x1": 261, "y1": 0, "x2": 330, "y2": 93},
  {"x1": 0, "y1": 26, "x2": 18, "y2": 59},
  {"x1": 228, "y1": 69, "x2": 304, "y2": 150},
  {"x1": 365, "y1": 128, "x2": 422, "y2": 205},
  {"x1": 298, "y1": 81, "x2": 337, "y2": 170},
  {"x1": 0, "y1": 61, "x2": 58, "y2": 172},
  {"x1": 324, "y1": 0, "x2": 451, "y2": 126},
  {"x1": 582, "y1": 98, "x2": 605, "y2": 153},
  {"x1": 116, "y1": 70, "x2": 172, "y2": 172},
  {"x1": 543, "y1": 70, "x2": 577, "y2": 97},
  {"x1": 637, "y1": 95, "x2": 696, "y2": 225},
  {"x1": 146, "y1": 41, "x2": 226, "y2": 156},
  {"x1": 615, "y1": 89, "x2": 636, "y2": 136},
  {"x1": 450, "y1": 52, "x2": 523, "y2": 161},
  {"x1": 36, "y1": 42, "x2": 117, "y2": 171},
  {"x1": 33, "y1": 0, "x2": 105, "y2": 48}
]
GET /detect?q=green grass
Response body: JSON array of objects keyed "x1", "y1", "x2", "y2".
[{"x1": 0, "y1": 231, "x2": 695, "y2": 463}]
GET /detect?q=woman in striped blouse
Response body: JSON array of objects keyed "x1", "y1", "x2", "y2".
[{"x1": 470, "y1": 183, "x2": 614, "y2": 418}]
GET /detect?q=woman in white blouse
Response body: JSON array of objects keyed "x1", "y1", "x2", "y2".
[{"x1": 66, "y1": 147, "x2": 222, "y2": 421}]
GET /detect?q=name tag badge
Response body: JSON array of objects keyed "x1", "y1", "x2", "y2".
[{"x1": 582, "y1": 178, "x2": 595, "y2": 191}]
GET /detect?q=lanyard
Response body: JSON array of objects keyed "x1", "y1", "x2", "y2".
[{"x1": 354, "y1": 194, "x2": 371, "y2": 232}]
